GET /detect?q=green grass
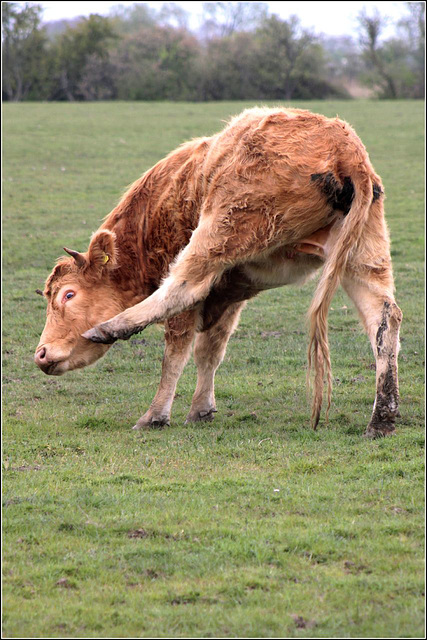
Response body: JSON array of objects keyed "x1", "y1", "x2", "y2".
[{"x1": 2, "y1": 101, "x2": 425, "y2": 638}]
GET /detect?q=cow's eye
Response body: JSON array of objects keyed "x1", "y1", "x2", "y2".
[{"x1": 63, "y1": 291, "x2": 75, "y2": 302}]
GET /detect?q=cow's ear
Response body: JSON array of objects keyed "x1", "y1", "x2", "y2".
[{"x1": 87, "y1": 230, "x2": 118, "y2": 270}]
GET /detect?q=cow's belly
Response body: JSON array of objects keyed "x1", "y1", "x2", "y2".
[
  {"x1": 242, "y1": 219, "x2": 341, "y2": 290},
  {"x1": 243, "y1": 250, "x2": 323, "y2": 290},
  {"x1": 201, "y1": 250, "x2": 323, "y2": 331}
]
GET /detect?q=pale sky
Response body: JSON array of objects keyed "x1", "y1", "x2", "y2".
[{"x1": 30, "y1": 1, "x2": 413, "y2": 39}]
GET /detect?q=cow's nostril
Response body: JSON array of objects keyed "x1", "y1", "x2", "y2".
[{"x1": 35, "y1": 347, "x2": 48, "y2": 369}]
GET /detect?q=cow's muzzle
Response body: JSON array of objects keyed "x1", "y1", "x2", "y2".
[{"x1": 34, "y1": 347, "x2": 65, "y2": 375}]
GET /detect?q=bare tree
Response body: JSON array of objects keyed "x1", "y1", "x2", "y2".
[
  {"x1": 358, "y1": 9, "x2": 397, "y2": 98},
  {"x1": 158, "y1": 2, "x2": 190, "y2": 30},
  {"x1": 200, "y1": 1, "x2": 267, "y2": 39}
]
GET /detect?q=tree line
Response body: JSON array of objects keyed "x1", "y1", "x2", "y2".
[{"x1": 2, "y1": 1, "x2": 425, "y2": 102}]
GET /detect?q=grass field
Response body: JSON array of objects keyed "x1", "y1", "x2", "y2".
[{"x1": 2, "y1": 101, "x2": 425, "y2": 638}]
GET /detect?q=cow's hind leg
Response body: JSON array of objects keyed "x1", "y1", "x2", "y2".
[
  {"x1": 186, "y1": 301, "x2": 246, "y2": 423},
  {"x1": 343, "y1": 271, "x2": 402, "y2": 438},
  {"x1": 133, "y1": 310, "x2": 197, "y2": 430}
]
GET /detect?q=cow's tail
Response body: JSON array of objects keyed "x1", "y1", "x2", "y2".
[{"x1": 307, "y1": 171, "x2": 372, "y2": 428}]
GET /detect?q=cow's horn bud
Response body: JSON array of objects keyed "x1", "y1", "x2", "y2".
[{"x1": 64, "y1": 247, "x2": 86, "y2": 267}]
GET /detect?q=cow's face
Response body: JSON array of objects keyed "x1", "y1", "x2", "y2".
[{"x1": 35, "y1": 230, "x2": 123, "y2": 375}]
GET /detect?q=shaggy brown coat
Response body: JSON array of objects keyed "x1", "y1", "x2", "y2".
[{"x1": 35, "y1": 107, "x2": 402, "y2": 437}]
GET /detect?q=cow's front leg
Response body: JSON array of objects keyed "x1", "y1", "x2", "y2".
[
  {"x1": 133, "y1": 310, "x2": 197, "y2": 430},
  {"x1": 186, "y1": 301, "x2": 245, "y2": 423},
  {"x1": 343, "y1": 275, "x2": 402, "y2": 438}
]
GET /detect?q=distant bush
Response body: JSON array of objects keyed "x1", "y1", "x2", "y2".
[{"x1": 2, "y1": 1, "x2": 424, "y2": 101}]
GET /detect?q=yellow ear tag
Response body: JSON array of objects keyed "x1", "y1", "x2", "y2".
[{"x1": 102, "y1": 254, "x2": 109, "y2": 264}]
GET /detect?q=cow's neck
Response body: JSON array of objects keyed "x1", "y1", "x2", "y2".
[{"x1": 101, "y1": 137, "x2": 210, "y2": 311}]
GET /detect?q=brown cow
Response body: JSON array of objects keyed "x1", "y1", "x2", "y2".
[{"x1": 35, "y1": 107, "x2": 402, "y2": 437}]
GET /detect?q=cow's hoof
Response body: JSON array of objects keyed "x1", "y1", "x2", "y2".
[
  {"x1": 83, "y1": 320, "x2": 145, "y2": 344},
  {"x1": 363, "y1": 423, "x2": 396, "y2": 439},
  {"x1": 185, "y1": 408, "x2": 217, "y2": 424},
  {"x1": 82, "y1": 324, "x2": 118, "y2": 344},
  {"x1": 132, "y1": 415, "x2": 170, "y2": 430}
]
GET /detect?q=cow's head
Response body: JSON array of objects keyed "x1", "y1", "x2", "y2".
[{"x1": 35, "y1": 230, "x2": 123, "y2": 375}]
